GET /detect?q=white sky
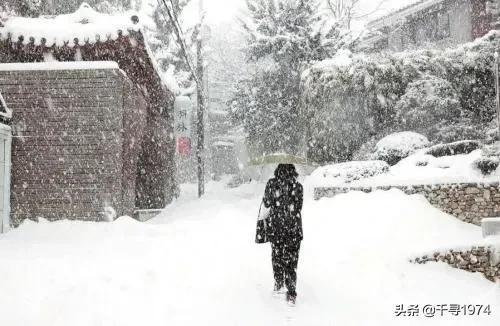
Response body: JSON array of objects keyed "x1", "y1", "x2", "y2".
[
  {"x1": 182, "y1": 0, "x2": 244, "y2": 25},
  {"x1": 183, "y1": 0, "x2": 419, "y2": 28}
]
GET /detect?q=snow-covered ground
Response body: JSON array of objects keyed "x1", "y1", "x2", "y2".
[{"x1": 0, "y1": 178, "x2": 499, "y2": 325}]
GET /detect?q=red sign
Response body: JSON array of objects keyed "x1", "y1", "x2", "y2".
[{"x1": 177, "y1": 137, "x2": 192, "y2": 156}]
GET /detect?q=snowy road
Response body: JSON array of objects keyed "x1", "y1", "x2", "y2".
[{"x1": 0, "y1": 180, "x2": 499, "y2": 326}]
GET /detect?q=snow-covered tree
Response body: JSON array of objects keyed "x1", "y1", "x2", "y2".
[
  {"x1": 303, "y1": 32, "x2": 500, "y2": 163},
  {"x1": 233, "y1": 0, "x2": 354, "y2": 159},
  {"x1": 395, "y1": 76, "x2": 462, "y2": 132},
  {"x1": 144, "y1": 0, "x2": 196, "y2": 95},
  {"x1": 231, "y1": 67, "x2": 304, "y2": 156},
  {"x1": 18, "y1": 0, "x2": 43, "y2": 16}
]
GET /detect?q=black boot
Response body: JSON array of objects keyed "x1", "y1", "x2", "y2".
[{"x1": 286, "y1": 292, "x2": 296, "y2": 306}]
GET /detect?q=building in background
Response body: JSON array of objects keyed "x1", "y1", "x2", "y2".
[
  {"x1": 362, "y1": 0, "x2": 500, "y2": 52},
  {"x1": 204, "y1": 24, "x2": 251, "y2": 179}
]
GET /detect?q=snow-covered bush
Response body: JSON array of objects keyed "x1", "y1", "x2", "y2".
[
  {"x1": 372, "y1": 132, "x2": 430, "y2": 166},
  {"x1": 395, "y1": 76, "x2": 461, "y2": 131},
  {"x1": 427, "y1": 119, "x2": 490, "y2": 143},
  {"x1": 474, "y1": 157, "x2": 500, "y2": 175},
  {"x1": 302, "y1": 31, "x2": 500, "y2": 163},
  {"x1": 19, "y1": 0, "x2": 42, "y2": 17},
  {"x1": 474, "y1": 143, "x2": 500, "y2": 175},
  {"x1": 310, "y1": 160, "x2": 389, "y2": 185},
  {"x1": 426, "y1": 140, "x2": 481, "y2": 158},
  {"x1": 485, "y1": 120, "x2": 500, "y2": 144}
]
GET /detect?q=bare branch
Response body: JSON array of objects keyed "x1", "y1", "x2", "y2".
[
  {"x1": 352, "y1": 0, "x2": 389, "y2": 19},
  {"x1": 326, "y1": 0, "x2": 361, "y2": 29}
]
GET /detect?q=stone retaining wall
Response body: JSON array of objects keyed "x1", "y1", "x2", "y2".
[
  {"x1": 314, "y1": 182, "x2": 500, "y2": 225},
  {"x1": 412, "y1": 246, "x2": 500, "y2": 283}
]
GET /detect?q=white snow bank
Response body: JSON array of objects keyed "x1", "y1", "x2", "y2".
[
  {"x1": 0, "y1": 61, "x2": 119, "y2": 71},
  {"x1": 366, "y1": 149, "x2": 500, "y2": 186},
  {"x1": 309, "y1": 160, "x2": 389, "y2": 185},
  {"x1": 311, "y1": 148, "x2": 500, "y2": 187},
  {"x1": 0, "y1": 3, "x2": 141, "y2": 47}
]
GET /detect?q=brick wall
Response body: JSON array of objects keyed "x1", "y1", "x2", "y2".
[
  {"x1": 314, "y1": 182, "x2": 500, "y2": 225},
  {"x1": 0, "y1": 68, "x2": 147, "y2": 226}
]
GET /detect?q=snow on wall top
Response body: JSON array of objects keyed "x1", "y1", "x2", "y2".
[
  {"x1": 0, "y1": 2, "x2": 141, "y2": 47},
  {"x1": 367, "y1": 0, "x2": 445, "y2": 30},
  {"x1": 0, "y1": 61, "x2": 119, "y2": 71}
]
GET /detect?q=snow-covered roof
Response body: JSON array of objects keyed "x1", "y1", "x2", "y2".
[
  {"x1": 0, "y1": 91, "x2": 12, "y2": 120},
  {"x1": 0, "y1": 3, "x2": 175, "y2": 94},
  {"x1": 367, "y1": 0, "x2": 445, "y2": 30},
  {"x1": 0, "y1": 3, "x2": 141, "y2": 47}
]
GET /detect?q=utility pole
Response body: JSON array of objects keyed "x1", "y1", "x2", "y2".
[
  {"x1": 196, "y1": 0, "x2": 205, "y2": 198},
  {"x1": 495, "y1": 52, "x2": 500, "y2": 139}
]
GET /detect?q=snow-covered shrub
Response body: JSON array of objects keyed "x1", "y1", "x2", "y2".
[
  {"x1": 395, "y1": 76, "x2": 461, "y2": 131},
  {"x1": 302, "y1": 31, "x2": 500, "y2": 163},
  {"x1": 310, "y1": 160, "x2": 389, "y2": 185},
  {"x1": 372, "y1": 132, "x2": 430, "y2": 166},
  {"x1": 474, "y1": 143, "x2": 500, "y2": 175},
  {"x1": 307, "y1": 93, "x2": 372, "y2": 162},
  {"x1": 18, "y1": 0, "x2": 42, "y2": 17},
  {"x1": 474, "y1": 157, "x2": 500, "y2": 175},
  {"x1": 427, "y1": 119, "x2": 490, "y2": 143},
  {"x1": 426, "y1": 140, "x2": 481, "y2": 157},
  {"x1": 485, "y1": 120, "x2": 500, "y2": 144}
]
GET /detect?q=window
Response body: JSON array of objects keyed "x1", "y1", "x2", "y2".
[
  {"x1": 437, "y1": 11, "x2": 451, "y2": 40},
  {"x1": 401, "y1": 22, "x2": 416, "y2": 48}
]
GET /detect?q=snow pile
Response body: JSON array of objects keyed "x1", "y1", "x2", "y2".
[
  {"x1": 0, "y1": 3, "x2": 141, "y2": 47},
  {"x1": 311, "y1": 143, "x2": 500, "y2": 188},
  {"x1": 372, "y1": 132, "x2": 430, "y2": 165},
  {"x1": 348, "y1": 149, "x2": 498, "y2": 187},
  {"x1": 0, "y1": 180, "x2": 499, "y2": 325},
  {"x1": 309, "y1": 160, "x2": 389, "y2": 186}
]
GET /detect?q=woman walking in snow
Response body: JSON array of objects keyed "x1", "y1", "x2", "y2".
[{"x1": 263, "y1": 164, "x2": 303, "y2": 305}]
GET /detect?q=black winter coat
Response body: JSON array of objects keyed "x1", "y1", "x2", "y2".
[{"x1": 263, "y1": 177, "x2": 303, "y2": 245}]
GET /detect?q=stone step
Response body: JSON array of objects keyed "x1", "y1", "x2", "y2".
[{"x1": 482, "y1": 217, "x2": 500, "y2": 238}]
